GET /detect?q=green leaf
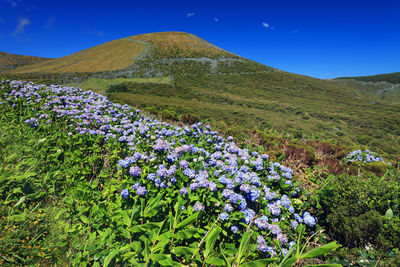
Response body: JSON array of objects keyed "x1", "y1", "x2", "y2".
[
  {"x1": 303, "y1": 265, "x2": 343, "y2": 267},
  {"x1": 103, "y1": 249, "x2": 120, "y2": 267},
  {"x1": 175, "y1": 228, "x2": 202, "y2": 240},
  {"x1": 301, "y1": 241, "x2": 340, "y2": 259},
  {"x1": 80, "y1": 215, "x2": 89, "y2": 224},
  {"x1": 204, "y1": 226, "x2": 222, "y2": 259},
  {"x1": 13, "y1": 196, "x2": 26, "y2": 208},
  {"x1": 385, "y1": 208, "x2": 393, "y2": 219},
  {"x1": 206, "y1": 257, "x2": 225, "y2": 266},
  {"x1": 172, "y1": 246, "x2": 199, "y2": 256},
  {"x1": 235, "y1": 230, "x2": 254, "y2": 264},
  {"x1": 240, "y1": 258, "x2": 278, "y2": 267},
  {"x1": 176, "y1": 211, "x2": 201, "y2": 229},
  {"x1": 150, "y1": 254, "x2": 178, "y2": 266},
  {"x1": 12, "y1": 187, "x2": 23, "y2": 194}
]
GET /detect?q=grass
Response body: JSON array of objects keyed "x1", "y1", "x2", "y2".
[
  {"x1": 65, "y1": 76, "x2": 171, "y2": 94},
  {"x1": 10, "y1": 39, "x2": 144, "y2": 73},
  {"x1": 337, "y1": 72, "x2": 400, "y2": 84},
  {"x1": 127, "y1": 31, "x2": 239, "y2": 59},
  {"x1": 0, "y1": 52, "x2": 50, "y2": 70},
  {"x1": 107, "y1": 71, "x2": 400, "y2": 158}
]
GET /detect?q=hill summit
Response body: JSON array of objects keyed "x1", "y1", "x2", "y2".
[{"x1": 9, "y1": 32, "x2": 252, "y2": 74}]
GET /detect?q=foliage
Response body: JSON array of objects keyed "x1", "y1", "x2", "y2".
[
  {"x1": 337, "y1": 72, "x2": 400, "y2": 84},
  {"x1": 317, "y1": 168, "x2": 400, "y2": 251},
  {"x1": 0, "y1": 80, "x2": 339, "y2": 265}
]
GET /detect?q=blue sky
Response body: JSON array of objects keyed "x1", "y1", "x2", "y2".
[{"x1": 0, "y1": 0, "x2": 399, "y2": 78}]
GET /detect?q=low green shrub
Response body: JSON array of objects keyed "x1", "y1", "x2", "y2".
[{"x1": 317, "y1": 169, "x2": 400, "y2": 251}]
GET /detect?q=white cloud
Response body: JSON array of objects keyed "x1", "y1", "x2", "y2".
[
  {"x1": 187, "y1": 12, "x2": 195, "y2": 18},
  {"x1": 214, "y1": 17, "x2": 219, "y2": 22},
  {"x1": 6, "y1": 0, "x2": 17, "y2": 7},
  {"x1": 45, "y1": 17, "x2": 56, "y2": 29},
  {"x1": 262, "y1": 22, "x2": 269, "y2": 28},
  {"x1": 14, "y1": 17, "x2": 30, "y2": 34}
]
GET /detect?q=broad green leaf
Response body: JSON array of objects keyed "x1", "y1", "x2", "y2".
[
  {"x1": 303, "y1": 265, "x2": 343, "y2": 267},
  {"x1": 172, "y1": 246, "x2": 199, "y2": 256},
  {"x1": 103, "y1": 249, "x2": 120, "y2": 267},
  {"x1": 176, "y1": 211, "x2": 201, "y2": 229},
  {"x1": 385, "y1": 208, "x2": 393, "y2": 219},
  {"x1": 235, "y1": 230, "x2": 254, "y2": 264},
  {"x1": 301, "y1": 241, "x2": 340, "y2": 259},
  {"x1": 80, "y1": 215, "x2": 89, "y2": 224},
  {"x1": 240, "y1": 258, "x2": 278, "y2": 267},
  {"x1": 150, "y1": 254, "x2": 179, "y2": 266},
  {"x1": 13, "y1": 196, "x2": 26, "y2": 208},
  {"x1": 175, "y1": 228, "x2": 202, "y2": 240},
  {"x1": 204, "y1": 226, "x2": 222, "y2": 259},
  {"x1": 206, "y1": 256, "x2": 225, "y2": 266}
]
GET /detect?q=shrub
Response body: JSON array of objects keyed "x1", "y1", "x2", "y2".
[{"x1": 317, "y1": 170, "x2": 400, "y2": 250}]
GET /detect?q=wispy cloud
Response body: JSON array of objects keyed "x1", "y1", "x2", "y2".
[
  {"x1": 44, "y1": 17, "x2": 56, "y2": 29},
  {"x1": 187, "y1": 12, "x2": 195, "y2": 18},
  {"x1": 214, "y1": 17, "x2": 219, "y2": 22},
  {"x1": 6, "y1": 0, "x2": 17, "y2": 7},
  {"x1": 291, "y1": 30, "x2": 299, "y2": 33},
  {"x1": 262, "y1": 22, "x2": 274, "y2": 30},
  {"x1": 14, "y1": 17, "x2": 30, "y2": 35},
  {"x1": 0, "y1": 17, "x2": 4, "y2": 24}
]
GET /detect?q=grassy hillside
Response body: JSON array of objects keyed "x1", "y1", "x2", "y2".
[
  {"x1": 0, "y1": 52, "x2": 50, "y2": 70},
  {"x1": 106, "y1": 71, "x2": 400, "y2": 157},
  {"x1": 8, "y1": 32, "x2": 241, "y2": 74},
  {"x1": 2, "y1": 31, "x2": 399, "y2": 158},
  {"x1": 332, "y1": 78, "x2": 400, "y2": 102},
  {"x1": 337, "y1": 72, "x2": 400, "y2": 84},
  {"x1": 10, "y1": 39, "x2": 144, "y2": 73}
]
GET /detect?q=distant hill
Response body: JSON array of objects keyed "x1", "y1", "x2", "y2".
[
  {"x1": 337, "y1": 72, "x2": 400, "y2": 84},
  {"x1": 0, "y1": 52, "x2": 50, "y2": 70},
  {"x1": 2, "y1": 31, "x2": 400, "y2": 156},
  {"x1": 8, "y1": 32, "x2": 244, "y2": 74}
]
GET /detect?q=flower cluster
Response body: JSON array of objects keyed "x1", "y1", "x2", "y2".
[
  {"x1": 345, "y1": 149, "x2": 386, "y2": 164},
  {"x1": 0, "y1": 80, "x2": 318, "y2": 258}
]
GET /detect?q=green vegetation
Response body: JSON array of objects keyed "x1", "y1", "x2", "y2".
[
  {"x1": 316, "y1": 169, "x2": 400, "y2": 265},
  {"x1": 10, "y1": 39, "x2": 144, "y2": 73},
  {"x1": 1, "y1": 80, "x2": 343, "y2": 266},
  {"x1": 65, "y1": 77, "x2": 171, "y2": 94},
  {"x1": 106, "y1": 71, "x2": 400, "y2": 159},
  {"x1": 337, "y1": 72, "x2": 400, "y2": 84},
  {"x1": 0, "y1": 51, "x2": 50, "y2": 71}
]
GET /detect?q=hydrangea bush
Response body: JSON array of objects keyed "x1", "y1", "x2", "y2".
[
  {"x1": 345, "y1": 149, "x2": 386, "y2": 164},
  {"x1": 0, "y1": 80, "x2": 322, "y2": 264}
]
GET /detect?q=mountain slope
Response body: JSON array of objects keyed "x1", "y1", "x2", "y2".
[
  {"x1": 337, "y1": 72, "x2": 400, "y2": 84},
  {"x1": 0, "y1": 52, "x2": 50, "y2": 70},
  {"x1": 9, "y1": 32, "x2": 243, "y2": 74},
  {"x1": 2, "y1": 31, "x2": 400, "y2": 156}
]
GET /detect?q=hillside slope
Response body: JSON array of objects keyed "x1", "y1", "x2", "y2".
[
  {"x1": 0, "y1": 52, "x2": 50, "y2": 70},
  {"x1": 2, "y1": 31, "x2": 400, "y2": 156},
  {"x1": 9, "y1": 32, "x2": 244, "y2": 74},
  {"x1": 337, "y1": 72, "x2": 400, "y2": 84}
]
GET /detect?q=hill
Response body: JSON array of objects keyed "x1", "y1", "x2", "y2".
[
  {"x1": 2, "y1": 31, "x2": 400, "y2": 157},
  {"x1": 337, "y1": 72, "x2": 400, "y2": 84},
  {"x1": 8, "y1": 32, "x2": 243, "y2": 74},
  {"x1": 0, "y1": 51, "x2": 50, "y2": 70}
]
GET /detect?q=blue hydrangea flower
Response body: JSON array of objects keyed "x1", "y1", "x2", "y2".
[
  {"x1": 121, "y1": 189, "x2": 129, "y2": 198},
  {"x1": 129, "y1": 166, "x2": 141, "y2": 177},
  {"x1": 220, "y1": 212, "x2": 229, "y2": 221}
]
